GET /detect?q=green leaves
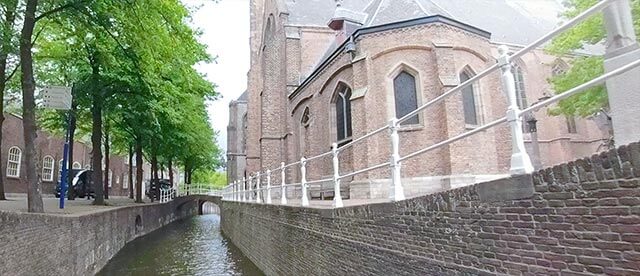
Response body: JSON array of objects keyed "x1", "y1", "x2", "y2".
[
  {"x1": 547, "y1": 0, "x2": 640, "y2": 117},
  {"x1": 32, "y1": 0, "x2": 223, "y2": 178}
]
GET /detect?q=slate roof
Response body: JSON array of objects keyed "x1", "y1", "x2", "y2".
[{"x1": 284, "y1": 0, "x2": 564, "y2": 45}]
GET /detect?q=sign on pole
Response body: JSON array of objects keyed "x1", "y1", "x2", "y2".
[{"x1": 42, "y1": 85, "x2": 72, "y2": 110}]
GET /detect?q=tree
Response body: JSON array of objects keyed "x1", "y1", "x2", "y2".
[
  {"x1": 0, "y1": 0, "x2": 20, "y2": 200},
  {"x1": 547, "y1": 0, "x2": 640, "y2": 117}
]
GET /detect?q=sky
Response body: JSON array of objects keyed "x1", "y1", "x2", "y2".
[{"x1": 183, "y1": 0, "x2": 250, "y2": 154}]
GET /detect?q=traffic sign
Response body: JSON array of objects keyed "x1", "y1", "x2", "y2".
[{"x1": 42, "y1": 85, "x2": 72, "y2": 110}]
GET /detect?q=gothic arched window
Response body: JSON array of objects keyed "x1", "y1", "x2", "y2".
[
  {"x1": 512, "y1": 64, "x2": 527, "y2": 109},
  {"x1": 460, "y1": 69, "x2": 479, "y2": 126},
  {"x1": 334, "y1": 83, "x2": 352, "y2": 141},
  {"x1": 301, "y1": 107, "x2": 311, "y2": 127},
  {"x1": 393, "y1": 71, "x2": 419, "y2": 124}
]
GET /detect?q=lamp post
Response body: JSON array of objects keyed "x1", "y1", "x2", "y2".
[{"x1": 524, "y1": 95, "x2": 551, "y2": 170}]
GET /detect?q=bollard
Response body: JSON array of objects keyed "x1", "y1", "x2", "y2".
[
  {"x1": 389, "y1": 118, "x2": 406, "y2": 201},
  {"x1": 280, "y1": 162, "x2": 287, "y2": 205},
  {"x1": 266, "y1": 170, "x2": 272, "y2": 204},
  {"x1": 332, "y1": 143, "x2": 343, "y2": 208},
  {"x1": 300, "y1": 157, "x2": 309, "y2": 207},
  {"x1": 241, "y1": 177, "x2": 246, "y2": 202},
  {"x1": 497, "y1": 45, "x2": 534, "y2": 175},
  {"x1": 256, "y1": 172, "x2": 262, "y2": 203}
]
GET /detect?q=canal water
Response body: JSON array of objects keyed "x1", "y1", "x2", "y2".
[{"x1": 98, "y1": 212, "x2": 263, "y2": 276}]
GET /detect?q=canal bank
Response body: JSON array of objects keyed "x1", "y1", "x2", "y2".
[{"x1": 0, "y1": 199, "x2": 198, "y2": 276}]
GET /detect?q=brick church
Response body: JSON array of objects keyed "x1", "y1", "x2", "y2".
[{"x1": 227, "y1": 0, "x2": 610, "y2": 199}]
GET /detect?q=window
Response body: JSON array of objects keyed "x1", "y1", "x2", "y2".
[
  {"x1": 566, "y1": 116, "x2": 577, "y2": 134},
  {"x1": 301, "y1": 107, "x2": 311, "y2": 127},
  {"x1": 85, "y1": 164, "x2": 91, "y2": 170},
  {"x1": 42, "y1": 156, "x2": 54, "y2": 182},
  {"x1": 460, "y1": 70, "x2": 479, "y2": 126},
  {"x1": 334, "y1": 83, "x2": 352, "y2": 141},
  {"x1": 393, "y1": 71, "x2": 419, "y2": 124},
  {"x1": 108, "y1": 170, "x2": 113, "y2": 187},
  {"x1": 72, "y1": 162, "x2": 82, "y2": 170},
  {"x1": 512, "y1": 64, "x2": 527, "y2": 109},
  {"x1": 123, "y1": 174, "x2": 129, "y2": 189},
  {"x1": 7, "y1": 147, "x2": 22, "y2": 177}
]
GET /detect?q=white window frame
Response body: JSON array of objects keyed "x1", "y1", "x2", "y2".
[
  {"x1": 42, "y1": 156, "x2": 55, "y2": 182},
  {"x1": 72, "y1": 162, "x2": 82, "y2": 170},
  {"x1": 123, "y1": 174, "x2": 129, "y2": 189},
  {"x1": 7, "y1": 146, "x2": 22, "y2": 178},
  {"x1": 108, "y1": 170, "x2": 113, "y2": 187}
]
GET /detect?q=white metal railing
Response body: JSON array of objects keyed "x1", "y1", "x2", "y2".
[
  {"x1": 221, "y1": 0, "x2": 638, "y2": 208},
  {"x1": 177, "y1": 183, "x2": 224, "y2": 197}
]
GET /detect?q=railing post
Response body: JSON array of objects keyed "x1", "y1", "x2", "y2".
[
  {"x1": 241, "y1": 177, "x2": 246, "y2": 202},
  {"x1": 300, "y1": 157, "x2": 309, "y2": 207},
  {"x1": 332, "y1": 143, "x2": 343, "y2": 208},
  {"x1": 280, "y1": 162, "x2": 287, "y2": 205},
  {"x1": 602, "y1": 0, "x2": 640, "y2": 147},
  {"x1": 497, "y1": 45, "x2": 534, "y2": 175},
  {"x1": 256, "y1": 172, "x2": 262, "y2": 203},
  {"x1": 266, "y1": 169, "x2": 272, "y2": 204},
  {"x1": 234, "y1": 181, "x2": 238, "y2": 201},
  {"x1": 389, "y1": 118, "x2": 405, "y2": 201}
]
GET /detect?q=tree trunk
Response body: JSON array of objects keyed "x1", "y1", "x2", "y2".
[
  {"x1": 128, "y1": 143, "x2": 133, "y2": 199},
  {"x1": 91, "y1": 89, "x2": 104, "y2": 205},
  {"x1": 66, "y1": 103, "x2": 77, "y2": 200},
  {"x1": 0, "y1": 0, "x2": 19, "y2": 201},
  {"x1": 135, "y1": 139, "x2": 143, "y2": 203},
  {"x1": 160, "y1": 164, "x2": 164, "y2": 179},
  {"x1": 168, "y1": 159, "x2": 174, "y2": 187},
  {"x1": 103, "y1": 123, "x2": 109, "y2": 200},
  {"x1": 20, "y1": 0, "x2": 43, "y2": 212}
]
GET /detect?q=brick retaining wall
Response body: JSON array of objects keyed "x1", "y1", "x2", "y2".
[
  {"x1": 221, "y1": 143, "x2": 640, "y2": 275},
  {"x1": 0, "y1": 200, "x2": 198, "y2": 276}
]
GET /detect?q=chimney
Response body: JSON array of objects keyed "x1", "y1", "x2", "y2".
[{"x1": 327, "y1": 1, "x2": 366, "y2": 45}]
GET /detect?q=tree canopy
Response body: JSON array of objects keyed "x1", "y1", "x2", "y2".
[
  {"x1": 2, "y1": 0, "x2": 224, "y2": 210},
  {"x1": 547, "y1": 0, "x2": 640, "y2": 117}
]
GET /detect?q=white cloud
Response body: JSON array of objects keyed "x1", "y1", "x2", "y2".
[{"x1": 184, "y1": 0, "x2": 250, "y2": 154}]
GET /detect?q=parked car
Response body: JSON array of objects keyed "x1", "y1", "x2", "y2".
[
  {"x1": 55, "y1": 169, "x2": 95, "y2": 199},
  {"x1": 145, "y1": 179, "x2": 175, "y2": 200}
]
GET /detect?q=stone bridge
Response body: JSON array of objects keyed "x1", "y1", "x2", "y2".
[{"x1": 174, "y1": 194, "x2": 222, "y2": 215}]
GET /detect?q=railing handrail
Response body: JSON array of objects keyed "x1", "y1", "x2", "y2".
[{"x1": 222, "y1": 0, "x2": 635, "y2": 207}]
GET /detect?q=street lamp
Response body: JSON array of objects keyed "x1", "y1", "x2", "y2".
[{"x1": 524, "y1": 94, "x2": 551, "y2": 170}]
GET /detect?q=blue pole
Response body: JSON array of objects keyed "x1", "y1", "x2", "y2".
[
  {"x1": 59, "y1": 112, "x2": 72, "y2": 209},
  {"x1": 59, "y1": 142, "x2": 69, "y2": 209}
]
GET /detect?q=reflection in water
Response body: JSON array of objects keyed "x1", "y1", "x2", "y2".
[{"x1": 98, "y1": 214, "x2": 263, "y2": 276}]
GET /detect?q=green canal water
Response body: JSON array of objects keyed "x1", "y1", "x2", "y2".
[{"x1": 98, "y1": 213, "x2": 263, "y2": 276}]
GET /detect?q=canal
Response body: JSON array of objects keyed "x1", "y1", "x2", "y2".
[{"x1": 98, "y1": 211, "x2": 263, "y2": 275}]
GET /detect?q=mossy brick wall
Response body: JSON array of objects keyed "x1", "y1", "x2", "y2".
[
  {"x1": 221, "y1": 143, "x2": 640, "y2": 275},
  {"x1": 0, "y1": 199, "x2": 198, "y2": 276}
]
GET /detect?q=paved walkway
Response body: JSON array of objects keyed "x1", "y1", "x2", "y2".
[{"x1": 0, "y1": 196, "x2": 153, "y2": 216}]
